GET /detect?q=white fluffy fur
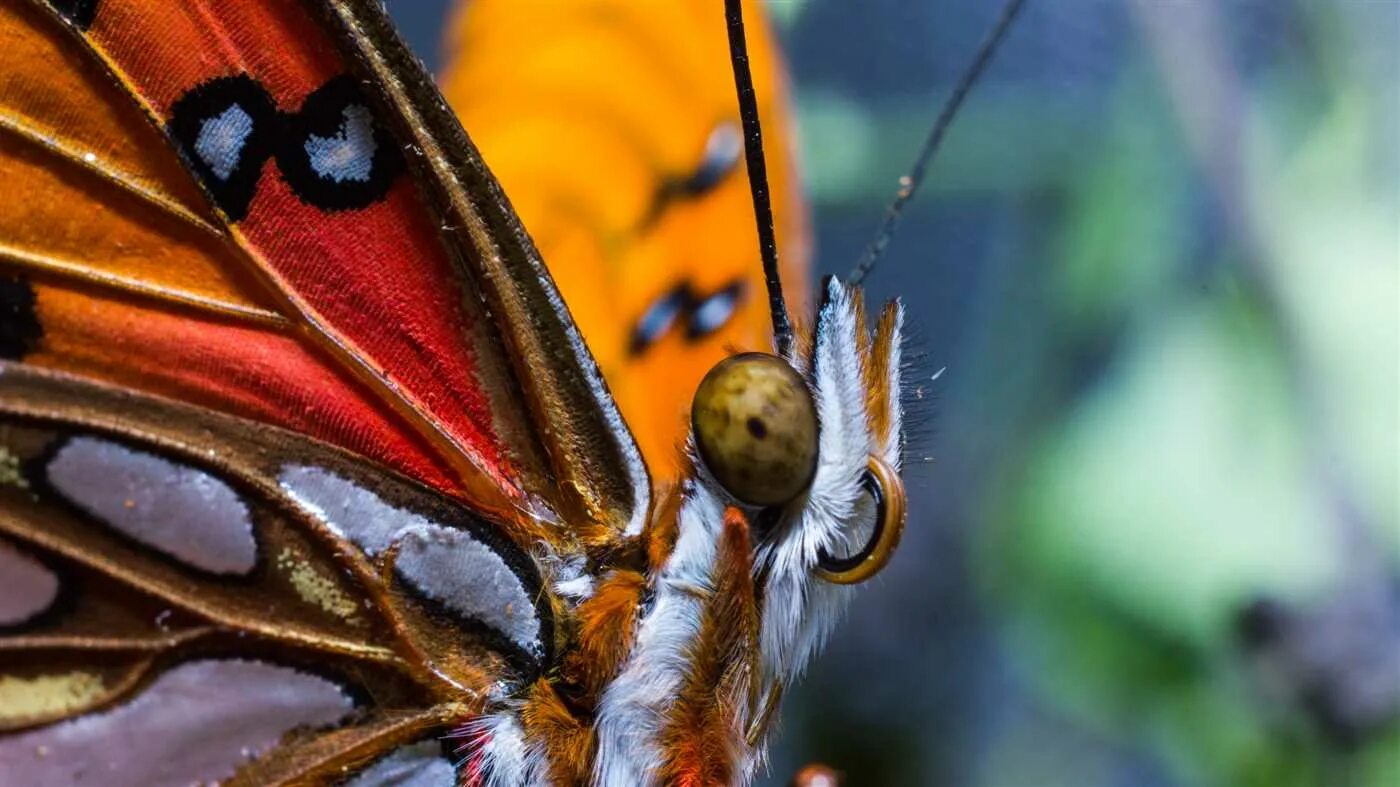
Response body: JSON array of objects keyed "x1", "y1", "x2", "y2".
[
  {"x1": 457, "y1": 711, "x2": 549, "y2": 787},
  {"x1": 591, "y1": 482, "x2": 724, "y2": 786},
  {"x1": 542, "y1": 550, "x2": 595, "y2": 603},
  {"x1": 589, "y1": 280, "x2": 905, "y2": 785},
  {"x1": 882, "y1": 304, "x2": 906, "y2": 467},
  {"x1": 756, "y1": 279, "x2": 903, "y2": 691}
]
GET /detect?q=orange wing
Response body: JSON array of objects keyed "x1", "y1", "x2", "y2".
[
  {"x1": 442, "y1": 0, "x2": 811, "y2": 481},
  {"x1": 0, "y1": 0, "x2": 649, "y2": 534}
]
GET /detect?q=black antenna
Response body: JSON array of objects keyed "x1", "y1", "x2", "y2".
[
  {"x1": 725, "y1": 0, "x2": 794, "y2": 358},
  {"x1": 848, "y1": 0, "x2": 1028, "y2": 285}
]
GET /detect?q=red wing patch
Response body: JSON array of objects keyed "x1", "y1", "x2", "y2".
[{"x1": 27, "y1": 0, "x2": 523, "y2": 507}]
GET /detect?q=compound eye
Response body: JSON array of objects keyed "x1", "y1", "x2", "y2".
[{"x1": 691, "y1": 352, "x2": 818, "y2": 506}]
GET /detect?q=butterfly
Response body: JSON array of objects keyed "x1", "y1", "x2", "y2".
[{"x1": 0, "y1": 0, "x2": 912, "y2": 785}]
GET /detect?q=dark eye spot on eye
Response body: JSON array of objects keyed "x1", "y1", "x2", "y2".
[{"x1": 692, "y1": 353, "x2": 819, "y2": 506}]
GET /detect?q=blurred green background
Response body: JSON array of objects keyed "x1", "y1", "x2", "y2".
[{"x1": 388, "y1": 1, "x2": 1398, "y2": 784}]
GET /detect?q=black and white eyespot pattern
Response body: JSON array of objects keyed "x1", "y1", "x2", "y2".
[
  {"x1": 276, "y1": 77, "x2": 404, "y2": 211},
  {"x1": 168, "y1": 74, "x2": 403, "y2": 220},
  {"x1": 685, "y1": 281, "x2": 745, "y2": 341},
  {"x1": 628, "y1": 287, "x2": 689, "y2": 355},
  {"x1": 643, "y1": 122, "x2": 744, "y2": 227},
  {"x1": 168, "y1": 76, "x2": 277, "y2": 222},
  {"x1": 670, "y1": 122, "x2": 743, "y2": 199},
  {"x1": 628, "y1": 280, "x2": 747, "y2": 356}
]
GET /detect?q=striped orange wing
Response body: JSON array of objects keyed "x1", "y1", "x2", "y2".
[
  {"x1": 0, "y1": 0, "x2": 648, "y2": 534},
  {"x1": 443, "y1": 0, "x2": 811, "y2": 480}
]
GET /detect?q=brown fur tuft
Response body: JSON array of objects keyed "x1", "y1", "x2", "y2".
[
  {"x1": 657, "y1": 507, "x2": 761, "y2": 786},
  {"x1": 520, "y1": 678, "x2": 593, "y2": 785},
  {"x1": 564, "y1": 570, "x2": 646, "y2": 702},
  {"x1": 865, "y1": 301, "x2": 899, "y2": 452}
]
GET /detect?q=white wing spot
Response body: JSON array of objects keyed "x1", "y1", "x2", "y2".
[
  {"x1": 690, "y1": 287, "x2": 740, "y2": 335},
  {"x1": 194, "y1": 104, "x2": 254, "y2": 181},
  {"x1": 0, "y1": 538, "x2": 58, "y2": 626},
  {"x1": 305, "y1": 105, "x2": 376, "y2": 183},
  {"x1": 279, "y1": 465, "x2": 542, "y2": 657},
  {"x1": 47, "y1": 437, "x2": 256, "y2": 576},
  {"x1": 0, "y1": 660, "x2": 354, "y2": 787},
  {"x1": 344, "y1": 740, "x2": 455, "y2": 787},
  {"x1": 396, "y1": 525, "x2": 542, "y2": 657}
]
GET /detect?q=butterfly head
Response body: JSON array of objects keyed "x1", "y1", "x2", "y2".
[
  {"x1": 688, "y1": 274, "x2": 907, "y2": 691},
  {"x1": 582, "y1": 277, "x2": 906, "y2": 783}
]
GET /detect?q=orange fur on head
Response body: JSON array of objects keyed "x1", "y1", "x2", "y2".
[
  {"x1": 865, "y1": 301, "x2": 901, "y2": 453},
  {"x1": 658, "y1": 507, "x2": 760, "y2": 787}
]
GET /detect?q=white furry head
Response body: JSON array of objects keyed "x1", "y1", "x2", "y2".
[{"x1": 753, "y1": 277, "x2": 905, "y2": 690}]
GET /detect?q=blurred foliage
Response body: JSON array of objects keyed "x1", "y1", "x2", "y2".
[{"x1": 974, "y1": 3, "x2": 1398, "y2": 786}]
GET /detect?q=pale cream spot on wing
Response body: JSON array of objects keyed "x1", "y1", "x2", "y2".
[
  {"x1": 0, "y1": 672, "x2": 104, "y2": 722},
  {"x1": 47, "y1": 437, "x2": 256, "y2": 575},
  {"x1": 276, "y1": 548, "x2": 363, "y2": 624},
  {"x1": 0, "y1": 446, "x2": 28, "y2": 489}
]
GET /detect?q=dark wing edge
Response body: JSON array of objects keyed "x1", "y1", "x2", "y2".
[{"x1": 316, "y1": 0, "x2": 652, "y2": 538}]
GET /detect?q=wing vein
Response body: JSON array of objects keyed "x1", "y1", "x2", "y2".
[
  {"x1": 0, "y1": 510, "x2": 399, "y2": 665},
  {"x1": 0, "y1": 242, "x2": 291, "y2": 328},
  {"x1": 0, "y1": 629, "x2": 214, "y2": 653},
  {"x1": 0, "y1": 111, "x2": 223, "y2": 237}
]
